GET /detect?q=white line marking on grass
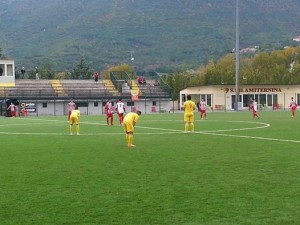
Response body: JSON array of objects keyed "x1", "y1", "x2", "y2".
[
  {"x1": 0, "y1": 131, "x2": 181, "y2": 136},
  {"x1": 136, "y1": 122, "x2": 300, "y2": 143},
  {"x1": 20, "y1": 118, "x2": 66, "y2": 122},
  {"x1": 81, "y1": 121, "x2": 109, "y2": 126},
  {"x1": 0, "y1": 121, "x2": 64, "y2": 127},
  {"x1": 136, "y1": 120, "x2": 270, "y2": 133},
  {"x1": 0, "y1": 132, "x2": 71, "y2": 135},
  {"x1": 136, "y1": 125, "x2": 182, "y2": 133},
  {"x1": 2, "y1": 118, "x2": 299, "y2": 143},
  {"x1": 0, "y1": 118, "x2": 267, "y2": 136},
  {"x1": 199, "y1": 132, "x2": 300, "y2": 144},
  {"x1": 200, "y1": 120, "x2": 270, "y2": 132}
]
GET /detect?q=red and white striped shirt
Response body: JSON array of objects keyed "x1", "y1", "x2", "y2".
[{"x1": 67, "y1": 101, "x2": 76, "y2": 112}]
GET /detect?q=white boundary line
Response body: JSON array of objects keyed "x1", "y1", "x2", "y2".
[{"x1": 198, "y1": 132, "x2": 300, "y2": 143}]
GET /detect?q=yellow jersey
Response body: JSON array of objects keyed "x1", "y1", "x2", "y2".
[
  {"x1": 183, "y1": 100, "x2": 196, "y2": 114},
  {"x1": 123, "y1": 112, "x2": 140, "y2": 125}
]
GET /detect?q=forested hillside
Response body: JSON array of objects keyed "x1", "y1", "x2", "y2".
[{"x1": 0, "y1": 0, "x2": 299, "y2": 72}]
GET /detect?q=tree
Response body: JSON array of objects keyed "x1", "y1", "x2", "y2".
[
  {"x1": 192, "y1": 46, "x2": 300, "y2": 86},
  {"x1": 0, "y1": 46, "x2": 5, "y2": 59},
  {"x1": 161, "y1": 72, "x2": 191, "y2": 101},
  {"x1": 101, "y1": 64, "x2": 134, "y2": 79},
  {"x1": 39, "y1": 59, "x2": 56, "y2": 79},
  {"x1": 25, "y1": 59, "x2": 55, "y2": 79},
  {"x1": 54, "y1": 71, "x2": 71, "y2": 80},
  {"x1": 70, "y1": 57, "x2": 92, "y2": 79}
]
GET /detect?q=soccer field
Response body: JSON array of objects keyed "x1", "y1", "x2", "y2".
[{"x1": 1, "y1": 111, "x2": 300, "y2": 225}]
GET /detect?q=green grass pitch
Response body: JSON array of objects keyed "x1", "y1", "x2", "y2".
[{"x1": 1, "y1": 111, "x2": 300, "y2": 225}]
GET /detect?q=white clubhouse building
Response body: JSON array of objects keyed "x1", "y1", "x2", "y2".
[{"x1": 180, "y1": 85, "x2": 300, "y2": 111}]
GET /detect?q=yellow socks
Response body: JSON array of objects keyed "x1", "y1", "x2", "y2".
[
  {"x1": 125, "y1": 133, "x2": 135, "y2": 147},
  {"x1": 69, "y1": 125, "x2": 79, "y2": 135},
  {"x1": 126, "y1": 134, "x2": 133, "y2": 146},
  {"x1": 190, "y1": 123, "x2": 194, "y2": 132},
  {"x1": 128, "y1": 134, "x2": 133, "y2": 145},
  {"x1": 184, "y1": 123, "x2": 194, "y2": 132},
  {"x1": 185, "y1": 123, "x2": 189, "y2": 132}
]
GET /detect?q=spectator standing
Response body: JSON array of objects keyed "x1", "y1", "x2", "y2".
[
  {"x1": 137, "y1": 76, "x2": 143, "y2": 84},
  {"x1": 93, "y1": 72, "x2": 99, "y2": 82},
  {"x1": 21, "y1": 67, "x2": 26, "y2": 78},
  {"x1": 35, "y1": 67, "x2": 39, "y2": 80}
]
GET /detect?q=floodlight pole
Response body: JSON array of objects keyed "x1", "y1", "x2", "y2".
[
  {"x1": 128, "y1": 50, "x2": 134, "y2": 62},
  {"x1": 235, "y1": 0, "x2": 240, "y2": 111}
]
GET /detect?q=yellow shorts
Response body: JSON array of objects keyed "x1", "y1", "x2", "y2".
[
  {"x1": 184, "y1": 112, "x2": 194, "y2": 123},
  {"x1": 123, "y1": 121, "x2": 134, "y2": 133},
  {"x1": 69, "y1": 116, "x2": 79, "y2": 125}
]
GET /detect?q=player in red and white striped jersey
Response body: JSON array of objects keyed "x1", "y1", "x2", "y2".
[
  {"x1": 105, "y1": 99, "x2": 114, "y2": 125},
  {"x1": 289, "y1": 97, "x2": 298, "y2": 117}
]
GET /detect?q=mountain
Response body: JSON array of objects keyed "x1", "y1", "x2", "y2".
[{"x1": 0, "y1": 0, "x2": 300, "y2": 72}]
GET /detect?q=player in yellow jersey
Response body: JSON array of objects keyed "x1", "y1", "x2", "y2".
[
  {"x1": 69, "y1": 106, "x2": 80, "y2": 135},
  {"x1": 123, "y1": 110, "x2": 142, "y2": 147},
  {"x1": 183, "y1": 95, "x2": 196, "y2": 133}
]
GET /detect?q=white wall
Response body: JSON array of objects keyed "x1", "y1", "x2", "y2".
[
  {"x1": 0, "y1": 60, "x2": 15, "y2": 85},
  {"x1": 17, "y1": 99, "x2": 172, "y2": 116}
]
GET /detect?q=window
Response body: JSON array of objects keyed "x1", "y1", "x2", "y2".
[
  {"x1": 259, "y1": 95, "x2": 266, "y2": 106},
  {"x1": 94, "y1": 102, "x2": 98, "y2": 107},
  {"x1": 273, "y1": 94, "x2": 278, "y2": 105},
  {"x1": 0, "y1": 65, "x2": 4, "y2": 76},
  {"x1": 152, "y1": 101, "x2": 157, "y2": 106},
  {"x1": 243, "y1": 94, "x2": 277, "y2": 107},
  {"x1": 42, "y1": 102, "x2": 47, "y2": 108},
  {"x1": 206, "y1": 95, "x2": 212, "y2": 107},
  {"x1": 267, "y1": 94, "x2": 272, "y2": 106},
  {"x1": 76, "y1": 102, "x2": 88, "y2": 107},
  {"x1": 7, "y1": 64, "x2": 13, "y2": 76},
  {"x1": 242, "y1": 95, "x2": 254, "y2": 107},
  {"x1": 127, "y1": 102, "x2": 134, "y2": 106}
]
